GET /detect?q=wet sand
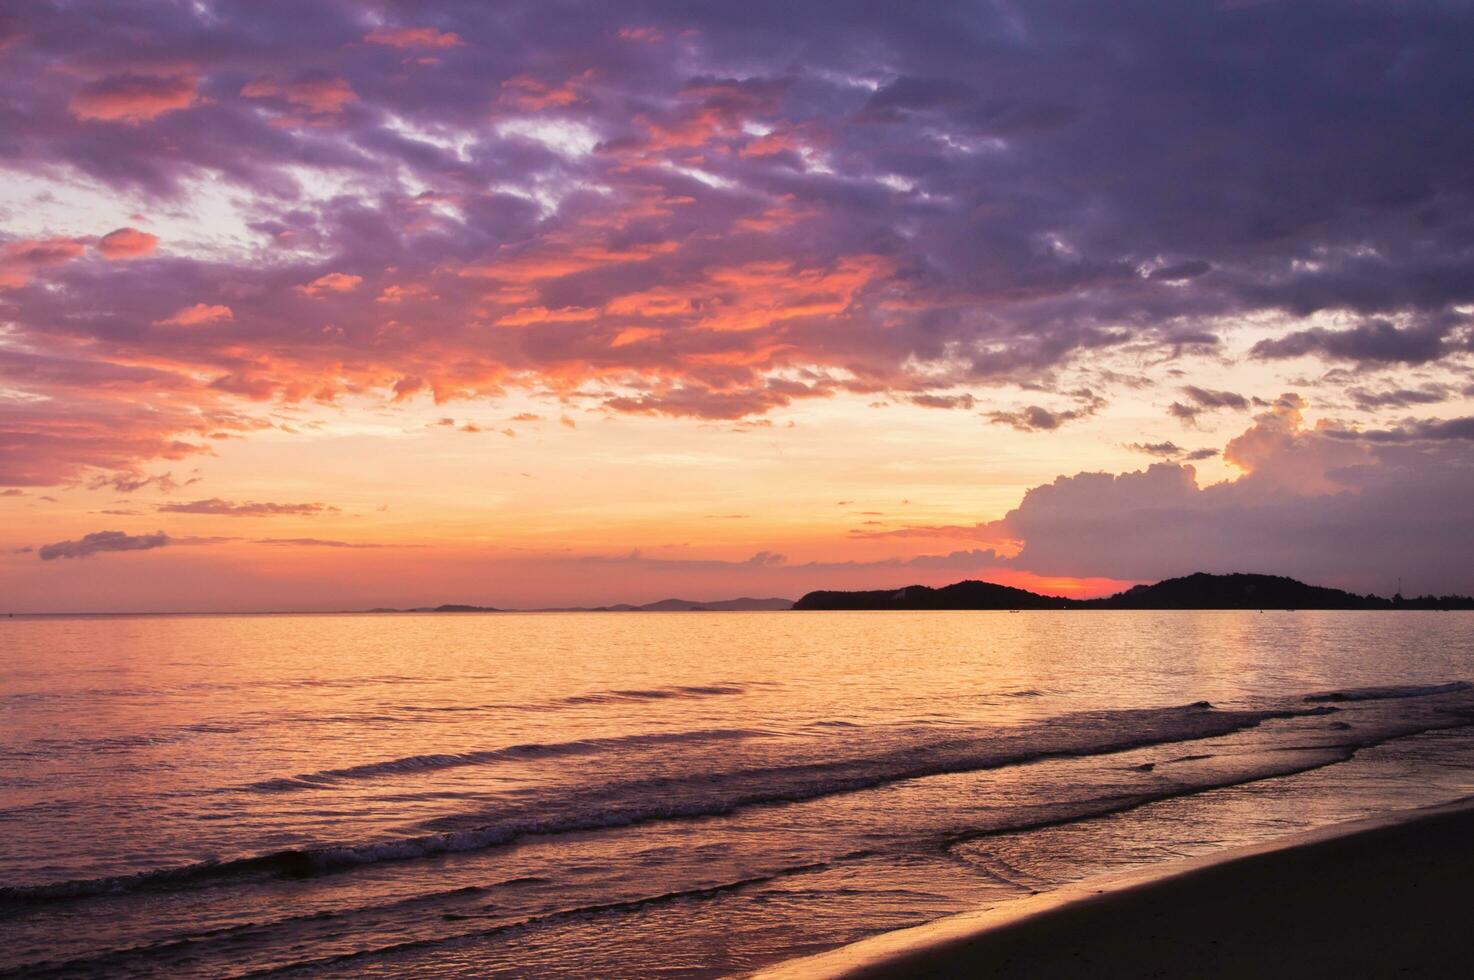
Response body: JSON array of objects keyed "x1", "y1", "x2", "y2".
[{"x1": 756, "y1": 796, "x2": 1474, "y2": 979}]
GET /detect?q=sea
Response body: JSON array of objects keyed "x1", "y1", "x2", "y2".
[{"x1": 3, "y1": 610, "x2": 1474, "y2": 977}]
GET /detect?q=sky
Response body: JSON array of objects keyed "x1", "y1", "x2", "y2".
[{"x1": 2, "y1": 0, "x2": 1472, "y2": 612}]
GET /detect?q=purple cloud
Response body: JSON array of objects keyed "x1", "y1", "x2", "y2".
[
  {"x1": 0, "y1": 0, "x2": 1471, "y2": 486},
  {"x1": 38, "y1": 529, "x2": 168, "y2": 560}
]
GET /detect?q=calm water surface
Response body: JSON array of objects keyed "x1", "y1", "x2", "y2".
[{"x1": 2, "y1": 611, "x2": 1473, "y2": 976}]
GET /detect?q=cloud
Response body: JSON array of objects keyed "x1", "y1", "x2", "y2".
[
  {"x1": 3, "y1": 0, "x2": 1474, "y2": 485},
  {"x1": 0, "y1": 238, "x2": 87, "y2": 289},
  {"x1": 156, "y1": 304, "x2": 233, "y2": 327},
  {"x1": 909, "y1": 393, "x2": 976, "y2": 410},
  {"x1": 987, "y1": 405, "x2": 1082, "y2": 432},
  {"x1": 986, "y1": 398, "x2": 1474, "y2": 593},
  {"x1": 241, "y1": 75, "x2": 358, "y2": 115},
  {"x1": 38, "y1": 530, "x2": 168, "y2": 560},
  {"x1": 1251, "y1": 318, "x2": 1457, "y2": 365},
  {"x1": 987, "y1": 390, "x2": 1105, "y2": 432},
  {"x1": 298, "y1": 272, "x2": 363, "y2": 296},
  {"x1": 364, "y1": 26, "x2": 465, "y2": 49},
  {"x1": 253, "y1": 537, "x2": 392, "y2": 548},
  {"x1": 1148, "y1": 260, "x2": 1212, "y2": 281},
  {"x1": 1126, "y1": 441, "x2": 1218, "y2": 461},
  {"x1": 156, "y1": 498, "x2": 338, "y2": 517},
  {"x1": 1169, "y1": 385, "x2": 1251, "y2": 424},
  {"x1": 1329, "y1": 416, "x2": 1474, "y2": 444},
  {"x1": 97, "y1": 227, "x2": 159, "y2": 259},
  {"x1": 1347, "y1": 385, "x2": 1452, "y2": 411},
  {"x1": 87, "y1": 471, "x2": 190, "y2": 493},
  {"x1": 68, "y1": 73, "x2": 198, "y2": 122}
]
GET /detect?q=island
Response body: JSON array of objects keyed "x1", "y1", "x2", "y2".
[{"x1": 794, "y1": 572, "x2": 1474, "y2": 611}]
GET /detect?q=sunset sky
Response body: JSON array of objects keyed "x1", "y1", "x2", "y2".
[{"x1": 2, "y1": 1, "x2": 1472, "y2": 611}]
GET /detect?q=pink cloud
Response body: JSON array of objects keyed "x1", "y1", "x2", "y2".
[
  {"x1": 97, "y1": 227, "x2": 159, "y2": 259},
  {"x1": 157, "y1": 303, "x2": 234, "y2": 327},
  {"x1": 364, "y1": 26, "x2": 466, "y2": 49},
  {"x1": 241, "y1": 76, "x2": 357, "y2": 115},
  {"x1": 0, "y1": 238, "x2": 88, "y2": 288},
  {"x1": 495, "y1": 306, "x2": 599, "y2": 327},
  {"x1": 376, "y1": 283, "x2": 430, "y2": 303},
  {"x1": 68, "y1": 73, "x2": 198, "y2": 122},
  {"x1": 498, "y1": 73, "x2": 585, "y2": 110},
  {"x1": 298, "y1": 272, "x2": 363, "y2": 296},
  {"x1": 616, "y1": 26, "x2": 664, "y2": 43}
]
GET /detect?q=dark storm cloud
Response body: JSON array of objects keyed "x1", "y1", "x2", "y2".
[{"x1": 2, "y1": 1, "x2": 1474, "y2": 482}]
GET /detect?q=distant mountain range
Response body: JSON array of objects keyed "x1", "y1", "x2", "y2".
[
  {"x1": 369, "y1": 597, "x2": 795, "y2": 613},
  {"x1": 794, "y1": 572, "x2": 1474, "y2": 611},
  {"x1": 541, "y1": 597, "x2": 795, "y2": 612},
  {"x1": 366, "y1": 573, "x2": 1473, "y2": 614}
]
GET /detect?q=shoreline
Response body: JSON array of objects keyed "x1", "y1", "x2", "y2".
[{"x1": 753, "y1": 795, "x2": 1474, "y2": 979}]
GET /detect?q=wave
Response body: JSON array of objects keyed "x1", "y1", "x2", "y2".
[
  {"x1": 13, "y1": 857, "x2": 857, "y2": 979},
  {"x1": 0, "y1": 683, "x2": 754, "y2": 761},
  {"x1": 242, "y1": 728, "x2": 770, "y2": 792},
  {"x1": 0, "y1": 700, "x2": 1320, "y2": 906},
  {"x1": 1304, "y1": 681, "x2": 1472, "y2": 703}
]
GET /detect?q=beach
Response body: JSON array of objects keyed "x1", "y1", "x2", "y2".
[{"x1": 758, "y1": 796, "x2": 1474, "y2": 979}]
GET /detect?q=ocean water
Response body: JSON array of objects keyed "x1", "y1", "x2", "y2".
[{"x1": 3, "y1": 610, "x2": 1474, "y2": 977}]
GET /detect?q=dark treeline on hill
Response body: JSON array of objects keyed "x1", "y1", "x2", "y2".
[{"x1": 794, "y1": 573, "x2": 1474, "y2": 611}]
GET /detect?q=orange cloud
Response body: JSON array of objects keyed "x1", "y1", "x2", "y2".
[
  {"x1": 610, "y1": 327, "x2": 662, "y2": 347},
  {"x1": 68, "y1": 73, "x2": 198, "y2": 122},
  {"x1": 462, "y1": 239, "x2": 680, "y2": 282},
  {"x1": 0, "y1": 237, "x2": 87, "y2": 288},
  {"x1": 739, "y1": 130, "x2": 800, "y2": 158},
  {"x1": 97, "y1": 227, "x2": 158, "y2": 259},
  {"x1": 734, "y1": 196, "x2": 817, "y2": 232},
  {"x1": 623, "y1": 78, "x2": 786, "y2": 157},
  {"x1": 1222, "y1": 393, "x2": 1372, "y2": 494},
  {"x1": 157, "y1": 303, "x2": 234, "y2": 327},
  {"x1": 364, "y1": 26, "x2": 465, "y2": 48},
  {"x1": 499, "y1": 73, "x2": 586, "y2": 110},
  {"x1": 606, "y1": 255, "x2": 888, "y2": 333},
  {"x1": 496, "y1": 306, "x2": 600, "y2": 327},
  {"x1": 376, "y1": 283, "x2": 430, "y2": 303},
  {"x1": 242, "y1": 76, "x2": 357, "y2": 115},
  {"x1": 298, "y1": 272, "x2": 363, "y2": 296}
]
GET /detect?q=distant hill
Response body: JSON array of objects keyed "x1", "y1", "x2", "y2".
[
  {"x1": 372, "y1": 597, "x2": 793, "y2": 613},
  {"x1": 793, "y1": 580, "x2": 1073, "y2": 611},
  {"x1": 1099, "y1": 572, "x2": 1376, "y2": 609},
  {"x1": 795, "y1": 573, "x2": 1474, "y2": 611},
  {"x1": 621, "y1": 597, "x2": 794, "y2": 612},
  {"x1": 550, "y1": 597, "x2": 794, "y2": 612}
]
